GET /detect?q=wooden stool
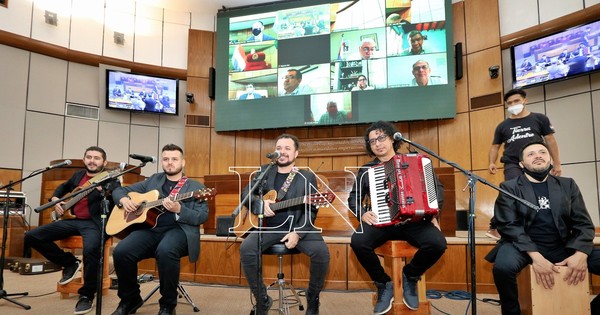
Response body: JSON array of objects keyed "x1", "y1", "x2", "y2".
[
  {"x1": 56, "y1": 236, "x2": 113, "y2": 299},
  {"x1": 373, "y1": 240, "x2": 430, "y2": 315},
  {"x1": 517, "y1": 265, "x2": 590, "y2": 315}
]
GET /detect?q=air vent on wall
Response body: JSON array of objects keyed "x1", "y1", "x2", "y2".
[
  {"x1": 186, "y1": 115, "x2": 210, "y2": 126},
  {"x1": 65, "y1": 103, "x2": 99, "y2": 120}
]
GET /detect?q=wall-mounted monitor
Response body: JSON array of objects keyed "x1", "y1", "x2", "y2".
[
  {"x1": 106, "y1": 69, "x2": 179, "y2": 115},
  {"x1": 510, "y1": 19, "x2": 600, "y2": 89},
  {"x1": 215, "y1": 0, "x2": 456, "y2": 131}
]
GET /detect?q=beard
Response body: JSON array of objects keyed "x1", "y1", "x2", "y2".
[
  {"x1": 276, "y1": 156, "x2": 295, "y2": 168},
  {"x1": 85, "y1": 164, "x2": 104, "y2": 174},
  {"x1": 164, "y1": 166, "x2": 183, "y2": 176}
]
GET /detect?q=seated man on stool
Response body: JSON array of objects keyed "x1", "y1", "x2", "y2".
[
  {"x1": 348, "y1": 121, "x2": 446, "y2": 314},
  {"x1": 24, "y1": 146, "x2": 121, "y2": 315},
  {"x1": 239, "y1": 133, "x2": 330, "y2": 315},
  {"x1": 485, "y1": 141, "x2": 600, "y2": 315},
  {"x1": 110, "y1": 144, "x2": 209, "y2": 315}
]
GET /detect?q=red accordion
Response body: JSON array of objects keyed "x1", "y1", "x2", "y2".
[{"x1": 367, "y1": 153, "x2": 439, "y2": 226}]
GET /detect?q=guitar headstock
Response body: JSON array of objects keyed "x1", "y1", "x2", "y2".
[
  {"x1": 193, "y1": 188, "x2": 217, "y2": 201},
  {"x1": 308, "y1": 192, "x2": 335, "y2": 207}
]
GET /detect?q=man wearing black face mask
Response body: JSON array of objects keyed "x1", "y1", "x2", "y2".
[
  {"x1": 247, "y1": 21, "x2": 276, "y2": 42},
  {"x1": 485, "y1": 141, "x2": 600, "y2": 315}
]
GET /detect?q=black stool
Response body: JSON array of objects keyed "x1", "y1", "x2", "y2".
[
  {"x1": 142, "y1": 281, "x2": 200, "y2": 312},
  {"x1": 263, "y1": 243, "x2": 304, "y2": 315}
]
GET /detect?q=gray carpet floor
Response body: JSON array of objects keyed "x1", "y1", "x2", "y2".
[{"x1": 0, "y1": 269, "x2": 502, "y2": 314}]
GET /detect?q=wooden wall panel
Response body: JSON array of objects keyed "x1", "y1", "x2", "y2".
[
  {"x1": 452, "y1": 1, "x2": 466, "y2": 51},
  {"x1": 185, "y1": 77, "x2": 210, "y2": 116},
  {"x1": 469, "y1": 106, "x2": 504, "y2": 170},
  {"x1": 426, "y1": 244, "x2": 468, "y2": 291},
  {"x1": 195, "y1": 239, "x2": 241, "y2": 285},
  {"x1": 187, "y1": 30, "x2": 213, "y2": 78},
  {"x1": 309, "y1": 156, "x2": 333, "y2": 171},
  {"x1": 464, "y1": 0, "x2": 500, "y2": 54},
  {"x1": 292, "y1": 243, "x2": 348, "y2": 290},
  {"x1": 332, "y1": 156, "x2": 359, "y2": 172},
  {"x1": 235, "y1": 130, "x2": 262, "y2": 167},
  {"x1": 472, "y1": 169, "x2": 503, "y2": 231},
  {"x1": 439, "y1": 113, "x2": 471, "y2": 171},
  {"x1": 408, "y1": 120, "x2": 440, "y2": 167},
  {"x1": 184, "y1": 127, "x2": 211, "y2": 178},
  {"x1": 332, "y1": 125, "x2": 360, "y2": 137},
  {"x1": 210, "y1": 129, "x2": 236, "y2": 175},
  {"x1": 466, "y1": 47, "x2": 503, "y2": 100},
  {"x1": 0, "y1": 169, "x2": 23, "y2": 191},
  {"x1": 456, "y1": 55, "x2": 469, "y2": 113}
]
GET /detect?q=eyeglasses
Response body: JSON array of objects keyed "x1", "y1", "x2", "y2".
[
  {"x1": 367, "y1": 134, "x2": 388, "y2": 145},
  {"x1": 413, "y1": 65, "x2": 429, "y2": 71},
  {"x1": 361, "y1": 47, "x2": 376, "y2": 52},
  {"x1": 358, "y1": 78, "x2": 366, "y2": 81},
  {"x1": 283, "y1": 75, "x2": 297, "y2": 80}
]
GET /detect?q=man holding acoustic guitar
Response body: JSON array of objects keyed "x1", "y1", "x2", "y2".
[
  {"x1": 109, "y1": 144, "x2": 210, "y2": 315},
  {"x1": 24, "y1": 146, "x2": 121, "y2": 315},
  {"x1": 238, "y1": 134, "x2": 330, "y2": 315}
]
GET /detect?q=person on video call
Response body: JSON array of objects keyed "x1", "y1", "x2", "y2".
[
  {"x1": 410, "y1": 60, "x2": 446, "y2": 86},
  {"x1": 401, "y1": 30, "x2": 426, "y2": 56},
  {"x1": 348, "y1": 38, "x2": 378, "y2": 60},
  {"x1": 280, "y1": 69, "x2": 314, "y2": 96},
  {"x1": 247, "y1": 21, "x2": 276, "y2": 42},
  {"x1": 351, "y1": 74, "x2": 374, "y2": 91},
  {"x1": 318, "y1": 101, "x2": 348, "y2": 124},
  {"x1": 485, "y1": 141, "x2": 600, "y2": 315},
  {"x1": 238, "y1": 84, "x2": 264, "y2": 100}
]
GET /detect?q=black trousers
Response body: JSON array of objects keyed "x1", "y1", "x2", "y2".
[
  {"x1": 492, "y1": 242, "x2": 600, "y2": 315},
  {"x1": 350, "y1": 220, "x2": 447, "y2": 282},
  {"x1": 24, "y1": 219, "x2": 103, "y2": 299},
  {"x1": 112, "y1": 225, "x2": 188, "y2": 308},
  {"x1": 240, "y1": 230, "x2": 330, "y2": 299}
]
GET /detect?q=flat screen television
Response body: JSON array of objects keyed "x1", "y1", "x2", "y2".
[
  {"x1": 215, "y1": 0, "x2": 456, "y2": 131},
  {"x1": 106, "y1": 69, "x2": 179, "y2": 115},
  {"x1": 510, "y1": 19, "x2": 600, "y2": 89}
]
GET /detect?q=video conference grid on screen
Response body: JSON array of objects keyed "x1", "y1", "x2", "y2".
[
  {"x1": 215, "y1": 0, "x2": 456, "y2": 131},
  {"x1": 511, "y1": 19, "x2": 600, "y2": 89}
]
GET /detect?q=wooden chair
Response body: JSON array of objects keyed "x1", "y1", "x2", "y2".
[
  {"x1": 517, "y1": 265, "x2": 590, "y2": 315},
  {"x1": 56, "y1": 236, "x2": 113, "y2": 299},
  {"x1": 373, "y1": 240, "x2": 430, "y2": 315}
]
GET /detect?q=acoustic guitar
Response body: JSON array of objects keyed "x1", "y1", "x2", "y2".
[
  {"x1": 106, "y1": 187, "x2": 217, "y2": 239},
  {"x1": 233, "y1": 189, "x2": 335, "y2": 238},
  {"x1": 50, "y1": 170, "x2": 113, "y2": 221}
]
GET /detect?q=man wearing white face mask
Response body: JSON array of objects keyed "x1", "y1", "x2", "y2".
[{"x1": 486, "y1": 88, "x2": 562, "y2": 240}]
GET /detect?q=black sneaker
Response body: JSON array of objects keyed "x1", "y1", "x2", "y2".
[
  {"x1": 74, "y1": 296, "x2": 93, "y2": 314},
  {"x1": 252, "y1": 295, "x2": 272, "y2": 315},
  {"x1": 306, "y1": 293, "x2": 320, "y2": 315},
  {"x1": 59, "y1": 260, "x2": 82, "y2": 285}
]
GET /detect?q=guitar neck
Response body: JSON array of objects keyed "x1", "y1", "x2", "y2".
[
  {"x1": 63, "y1": 189, "x2": 92, "y2": 210},
  {"x1": 144, "y1": 191, "x2": 195, "y2": 210},
  {"x1": 269, "y1": 195, "x2": 306, "y2": 211}
]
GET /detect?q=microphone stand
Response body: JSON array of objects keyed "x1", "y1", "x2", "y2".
[
  {"x1": 231, "y1": 158, "x2": 277, "y2": 315},
  {"x1": 35, "y1": 162, "x2": 146, "y2": 315},
  {"x1": 396, "y1": 135, "x2": 538, "y2": 315},
  {"x1": 0, "y1": 165, "x2": 65, "y2": 310}
]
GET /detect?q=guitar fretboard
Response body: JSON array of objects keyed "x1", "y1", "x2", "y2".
[
  {"x1": 270, "y1": 195, "x2": 307, "y2": 211},
  {"x1": 144, "y1": 191, "x2": 196, "y2": 210}
]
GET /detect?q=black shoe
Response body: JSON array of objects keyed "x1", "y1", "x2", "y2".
[
  {"x1": 157, "y1": 305, "x2": 176, "y2": 315},
  {"x1": 252, "y1": 295, "x2": 272, "y2": 315},
  {"x1": 59, "y1": 260, "x2": 82, "y2": 285},
  {"x1": 111, "y1": 297, "x2": 143, "y2": 315},
  {"x1": 306, "y1": 293, "x2": 320, "y2": 315},
  {"x1": 74, "y1": 296, "x2": 94, "y2": 314}
]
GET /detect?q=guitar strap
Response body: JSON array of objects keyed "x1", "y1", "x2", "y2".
[
  {"x1": 276, "y1": 168, "x2": 298, "y2": 201},
  {"x1": 169, "y1": 176, "x2": 188, "y2": 199}
]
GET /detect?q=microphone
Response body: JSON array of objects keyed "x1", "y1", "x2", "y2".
[
  {"x1": 393, "y1": 132, "x2": 404, "y2": 141},
  {"x1": 129, "y1": 154, "x2": 157, "y2": 163},
  {"x1": 46, "y1": 160, "x2": 72, "y2": 170},
  {"x1": 266, "y1": 151, "x2": 281, "y2": 159}
]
